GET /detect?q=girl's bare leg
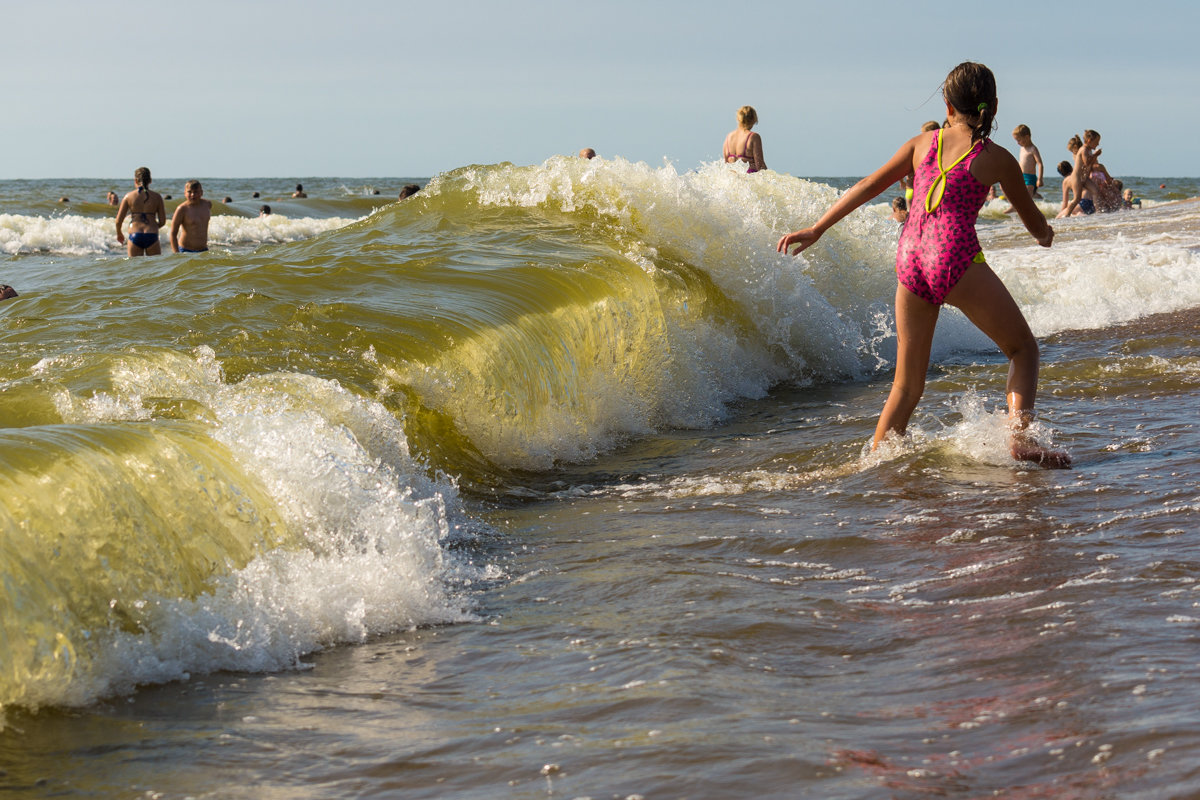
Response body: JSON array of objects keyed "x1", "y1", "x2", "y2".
[
  {"x1": 873, "y1": 285, "x2": 940, "y2": 447},
  {"x1": 945, "y1": 262, "x2": 1071, "y2": 468}
]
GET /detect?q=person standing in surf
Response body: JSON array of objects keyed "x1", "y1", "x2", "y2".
[
  {"x1": 723, "y1": 105, "x2": 767, "y2": 173},
  {"x1": 115, "y1": 167, "x2": 167, "y2": 256},
  {"x1": 170, "y1": 180, "x2": 212, "y2": 253},
  {"x1": 777, "y1": 62, "x2": 1069, "y2": 468}
]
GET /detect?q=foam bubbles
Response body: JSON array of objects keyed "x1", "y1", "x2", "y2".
[
  {"x1": 0, "y1": 213, "x2": 358, "y2": 255},
  {"x1": 4, "y1": 347, "x2": 481, "y2": 712}
]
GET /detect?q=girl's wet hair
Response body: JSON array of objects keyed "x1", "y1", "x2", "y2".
[{"x1": 942, "y1": 62, "x2": 997, "y2": 143}]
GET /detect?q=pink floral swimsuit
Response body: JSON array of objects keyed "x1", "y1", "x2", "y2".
[{"x1": 896, "y1": 130, "x2": 991, "y2": 304}]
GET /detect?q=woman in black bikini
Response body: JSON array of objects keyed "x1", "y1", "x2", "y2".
[{"x1": 115, "y1": 167, "x2": 167, "y2": 256}]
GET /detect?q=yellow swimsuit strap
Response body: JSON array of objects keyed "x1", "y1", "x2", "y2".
[{"x1": 924, "y1": 129, "x2": 978, "y2": 214}]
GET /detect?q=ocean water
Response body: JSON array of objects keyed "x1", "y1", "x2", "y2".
[{"x1": 2, "y1": 162, "x2": 1199, "y2": 799}]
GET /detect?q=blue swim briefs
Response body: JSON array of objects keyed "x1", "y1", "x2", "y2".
[{"x1": 128, "y1": 232, "x2": 159, "y2": 249}]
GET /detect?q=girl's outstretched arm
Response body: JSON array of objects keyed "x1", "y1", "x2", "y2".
[
  {"x1": 990, "y1": 147, "x2": 1053, "y2": 247},
  {"x1": 777, "y1": 137, "x2": 918, "y2": 254}
]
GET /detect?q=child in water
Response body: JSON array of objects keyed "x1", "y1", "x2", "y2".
[{"x1": 777, "y1": 62, "x2": 1069, "y2": 468}]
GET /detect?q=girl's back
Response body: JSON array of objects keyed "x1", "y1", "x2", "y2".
[{"x1": 909, "y1": 125, "x2": 1009, "y2": 189}]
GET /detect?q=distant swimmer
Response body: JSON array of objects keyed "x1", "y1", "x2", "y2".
[
  {"x1": 106, "y1": 190, "x2": 119, "y2": 206},
  {"x1": 259, "y1": 204, "x2": 272, "y2": 216},
  {"x1": 170, "y1": 180, "x2": 212, "y2": 253},
  {"x1": 777, "y1": 61, "x2": 1069, "y2": 468},
  {"x1": 292, "y1": 183, "x2": 307, "y2": 198},
  {"x1": 0, "y1": 284, "x2": 17, "y2": 301},
  {"x1": 890, "y1": 196, "x2": 908, "y2": 223},
  {"x1": 115, "y1": 166, "x2": 167, "y2": 256},
  {"x1": 398, "y1": 184, "x2": 421, "y2": 200},
  {"x1": 723, "y1": 105, "x2": 766, "y2": 173},
  {"x1": 579, "y1": 147, "x2": 596, "y2": 159},
  {"x1": 58, "y1": 197, "x2": 69, "y2": 203}
]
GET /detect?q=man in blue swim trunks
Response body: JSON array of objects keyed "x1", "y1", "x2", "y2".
[{"x1": 170, "y1": 179, "x2": 212, "y2": 253}]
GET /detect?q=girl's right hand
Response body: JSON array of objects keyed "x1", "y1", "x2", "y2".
[
  {"x1": 1036, "y1": 225, "x2": 1054, "y2": 248},
  {"x1": 777, "y1": 227, "x2": 820, "y2": 254}
]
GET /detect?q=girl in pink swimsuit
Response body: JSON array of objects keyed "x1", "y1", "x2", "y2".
[
  {"x1": 777, "y1": 62, "x2": 1069, "y2": 468},
  {"x1": 896, "y1": 129, "x2": 990, "y2": 304}
]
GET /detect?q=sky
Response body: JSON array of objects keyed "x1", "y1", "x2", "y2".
[{"x1": 3, "y1": 0, "x2": 1197, "y2": 180}]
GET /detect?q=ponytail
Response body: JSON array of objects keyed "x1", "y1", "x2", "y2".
[
  {"x1": 942, "y1": 62, "x2": 997, "y2": 143},
  {"x1": 972, "y1": 101, "x2": 996, "y2": 143}
]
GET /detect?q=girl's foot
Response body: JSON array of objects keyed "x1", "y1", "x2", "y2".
[{"x1": 1011, "y1": 435, "x2": 1072, "y2": 469}]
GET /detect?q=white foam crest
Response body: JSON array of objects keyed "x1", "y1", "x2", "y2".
[
  {"x1": 462, "y1": 161, "x2": 1200, "y2": 372},
  {"x1": 55, "y1": 345, "x2": 467, "y2": 532},
  {"x1": 0, "y1": 213, "x2": 356, "y2": 255},
  {"x1": 986, "y1": 215, "x2": 1200, "y2": 336},
  {"x1": 208, "y1": 214, "x2": 359, "y2": 246},
  {"x1": 44, "y1": 509, "x2": 477, "y2": 707},
  {"x1": 33, "y1": 347, "x2": 481, "y2": 705},
  {"x1": 456, "y1": 157, "x2": 901, "y2": 382},
  {"x1": 0, "y1": 213, "x2": 116, "y2": 256}
]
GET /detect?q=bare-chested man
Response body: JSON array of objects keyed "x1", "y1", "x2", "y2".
[{"x1": 170, "y1": 180, "x2": 212, "y2": 253}]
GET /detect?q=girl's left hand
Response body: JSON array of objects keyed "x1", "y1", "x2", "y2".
[{"x1": 777, "y1": 228, "x2": 820, "y2": 254}]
